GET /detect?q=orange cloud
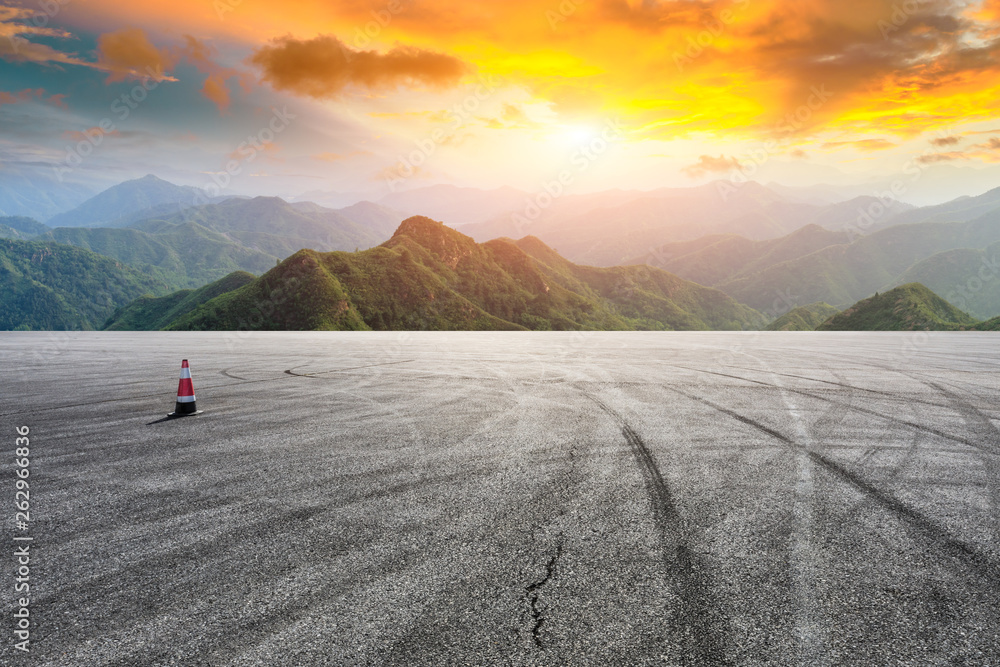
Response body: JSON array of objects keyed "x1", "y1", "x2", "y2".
[
  {"x1": 28, "y1": 0, "x2": 1000, "y2": 154},
  {"x1": 0, "y1": 6, "x2": 91, "y2": 69},
  {"x1": 96, "y1": 28, "x2": 177, "y2": 82},
  {"x1": 974, "y1": 136, "x2": 1000, "y2": 151},
  {"x1": 682, "y1": 154, "x2": 740, "y2": 177},
  {"x1": 0, "y1": 88, "x2": 65, "y2": 108},
  {"x1": 62, "y1": 127, "x2": 121, "y2": 141},
  {"x1": 916, "y1": 152, "x2": 965, "y2": 164},
  {"x1": 249, "y1": 34, "x2": 470, "y2": 98},
  {"x1": 178, "y1": 35, "x2": 253, "y2": 114}
]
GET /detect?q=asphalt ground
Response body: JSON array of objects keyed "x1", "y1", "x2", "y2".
[{"x1": 2, "y1": 331, "x2": 1000, "y2": 666}]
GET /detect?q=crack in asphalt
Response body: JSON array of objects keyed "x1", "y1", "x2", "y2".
[{"x1": 524, "y1": 538, "x2": 564, "y2": 649}]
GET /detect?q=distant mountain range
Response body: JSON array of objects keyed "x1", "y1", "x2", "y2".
[
  {"x1": 45, "y1": 175, "x2": 211, "y2": 228},
  {"x1": 5, "y1": 172, "x2": 1000, "y2": 332},
  {"x1": 105, "y1": 217, "x2": 767, "y2": 331},
  {"x1": 3, "y1": 191, "x2": 408, "y2": 291},
  {"x1": 457, "y1": 182, "x2": 913, "y2": 266}
]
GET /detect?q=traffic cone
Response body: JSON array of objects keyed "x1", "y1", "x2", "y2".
[{"x1": 169, "y1": 359, "x2": 202, "y2": 417}]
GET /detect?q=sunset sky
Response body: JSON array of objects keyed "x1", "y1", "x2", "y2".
[{"x1": 3, "y1": 0, "x2": 1000, "y2": 202}]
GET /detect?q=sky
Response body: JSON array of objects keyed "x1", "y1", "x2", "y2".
[{"x1": 3, "y1": 0, "x2": 1000, "y2": 204}]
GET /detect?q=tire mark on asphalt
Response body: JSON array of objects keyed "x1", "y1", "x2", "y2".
[
  {"x1": 587, "y1": 394, "x2": 732, "y2": 666},
  {"x1": 921, "y1": 380, "x2": 1000, "y2": 553},
  {"x1": 664, "y1": 385, "x2": 1000, "y2": 582},
  {"x1": 0, "y1": 360, "x2": 418, "y2": 417},
  {"x1": 707, "y1": 365, "x2": 952, "y2": 410},
  {"x1": 674, "y1": 365, "x2": 993, "y2": 454},
  {"x1": 220, "y1": 367, "x2": 247, "y2": 380},
  {"x1": 283, "y1": 359, "x2": 415, "y2": 377},
  {"x1": 738, "y1": 354, "x2": 834, "y2": 667}
]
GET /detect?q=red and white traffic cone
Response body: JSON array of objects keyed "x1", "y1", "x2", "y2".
[{"x1": 169, "y1": 359, "x2": 202, "y2": 417}]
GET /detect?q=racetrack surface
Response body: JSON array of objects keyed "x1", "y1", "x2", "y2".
[{"x1": 2, "y1": 331, "x2": 1000, "y2": 665}]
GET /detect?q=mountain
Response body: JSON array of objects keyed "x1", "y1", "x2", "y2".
[
  {"x1": 0, "y1": 216, "x2": 49, "y2": 240},
  {"x1": 459, "y1": 183, "x2": 910, "y2": 266},
  {"x1": 131, "y1": 196, "x2": 397, "y2": 258},
  {"x1": 39, "y1": 196, "x2": 404, "y2": 291},
  {"x1": 103, "y1": 271, "x2": 256, "y2": 330},
  {"x1": 716, "y1": 206, "x2": 1000, "y2": 315},
  {"x1": 766, "y1": 303, "x2": 840, "y2": 331},
  {"x1": 289, "y1": 200, "x2": 405, "y2": 240},
  {"x1": 816, "y1": 284, "x2": 978, "y2": 331},
  {"x1": 0, "y1": 238, "x2": 167, "y2": 330},
  {"x1": 134, "y1": 217, "x2": 765, "y2": 332},
  {"x1": 878, "y1": 186, "x2": 1000, "y2": 230},
  {"x1": 379, "y1": 185, "x2": 528, "y2": 227},
  {"x1": 975, "y1": 315, "x2": 1000, "y2": 331},
  {"x1": 45, "y1": 175, "x2": 209, "y2": 228},
  {"x1": 629, "y1": 224, "x2": 851, "y2": 289},
  {"x1": 0, "y1": 167, "x2": 96, "y2": 220},
  {"x1": 41, "y1": 224, "x2": 276, "y2": 289},
  {"x1": 890, "y1": 242, "x2": 1000, "y2": 320}
]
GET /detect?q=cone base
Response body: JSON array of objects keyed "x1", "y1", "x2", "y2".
[{"x1": 167, "y1": 410, "x2": 203, "y2": 418}]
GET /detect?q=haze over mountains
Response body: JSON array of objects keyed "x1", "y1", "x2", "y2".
[{"x1": 3, "y1": 173, "x2": 1000, "y2": 331}]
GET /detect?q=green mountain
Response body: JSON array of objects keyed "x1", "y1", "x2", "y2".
[
  {"x1": 0, "y1": 239, "x2": 167, "y2": 330},
  {"x1": 103, "y1": 271, "x2": 256, "y2": 330},
  {"x1": 718, "y1": 207, "x2": 1000, "y2": 315},
  {"x1": 975, "y1": 316, "x2": 1000, "y2": 331},
  {"x1": 0, "y1": 216, "x2": 49, "y2": 240},
  {"x1": 45, "y1": 174, "x2": 208, "y2": 228},
  {"x1": 138, "y1": 217, "x2": 765, "y2": 331},
  {"x1": 766, "y1": 303, "x2": 840, "y2": 331},
  {"x1": 890, "y1": 241, "x2": 1000, "y2": 320},
  {"x1": 816, "y1": 283, "x2": 978, "y2": 331},
  {"x1": 41, "y1": 224, "x2": 276, "y2": 289}
]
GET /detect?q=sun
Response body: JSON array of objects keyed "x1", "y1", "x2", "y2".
[{"x1": 553, "y1": 123, "x2": 601, "y2": 147}]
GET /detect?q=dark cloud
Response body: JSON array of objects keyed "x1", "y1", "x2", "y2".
[{"x1": 249, "y1": 34, "x2": 470, "y2": 99}]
